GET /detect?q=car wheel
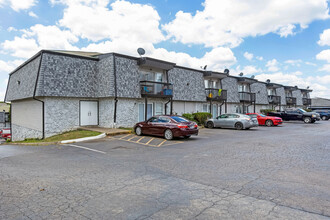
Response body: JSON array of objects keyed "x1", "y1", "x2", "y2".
[
  {"x1": 322, "y1": 116, "x2": 327, "y2": 120},
  {"x1": 265, "y1": 120, "x2": 273, "y2": 127},
  {"x1": 311, "y1": 120, "x2": 316, "y2": 123},
  {"x1": 184, "y1": 135, "x2": 191, "y2": 139},
  {"x1": 207, "y1": 121, "x2": 214, "y2": 129},
  {"x1": 135, "y1": 126, "x2": 142, "y2": 136},
  {"x1": 164, "y1": 129, "x2": 173, "y2": 140},
  {"x1": 235, "y1": 122, "x2": 243, "y2": 130},
  {"x1": 303, "y1": 117, "x2": 311, "y2": 123}
]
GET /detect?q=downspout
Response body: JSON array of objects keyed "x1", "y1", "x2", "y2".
[
  {"x1": 33, "y1": 52, "x2": 45, "y2": 139},
  {"x1": 113, "y1": 54, "x2": 118, "y2": 128}
]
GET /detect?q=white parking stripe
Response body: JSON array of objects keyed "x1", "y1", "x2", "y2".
[{"x1": 65, "y1": 144, "x2": 106, "y2": 154}]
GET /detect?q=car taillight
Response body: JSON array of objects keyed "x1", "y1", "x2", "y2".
[
  {"x1": 194, "y1": 124, "x2": 198, "y2": 128},
  {"x1": 177, "y1": 124, "x2": 188, "y2": 128}
]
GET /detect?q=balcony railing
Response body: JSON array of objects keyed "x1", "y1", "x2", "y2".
[
  {"x1": 239, "y1": 92, "x2": 256, "y2": 102},
  {"x1": 205, "y1": 88, "x2": 227, "y2": 101},
  {"x1": 286, "y1": 97, "x2": 297, "y2": 105},
  {"x1": 140, "y1": 81, "x2": 173, "y2": 97},
  {"x1": 268, "y1": 95, "x2": 281, "y2": 104},
  {"x1": 303, "y1": 98, "x2": 311, "y2": 106}
]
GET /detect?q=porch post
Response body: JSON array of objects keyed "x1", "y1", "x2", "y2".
[
  {"x1": 225, "y1": 100, "x2": 227, "y2": 113},
  {"x1": 170, "y1": 97, "x2": 173, "y2": 115},
  {"x1": 145, "y1": 96, "x2": 148, "y2": 121}
]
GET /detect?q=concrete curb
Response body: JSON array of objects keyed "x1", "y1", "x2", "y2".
[
  {"x1": 106, "y1": 130, "x2": 132, "y2": 136},
  {"x1": 61, "y1": 133, "x2": 106, "y2": 144}
]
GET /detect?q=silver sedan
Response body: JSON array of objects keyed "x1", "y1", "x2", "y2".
[{"x1": 205, "y1": 113, "x2": 259, "y2": 130}]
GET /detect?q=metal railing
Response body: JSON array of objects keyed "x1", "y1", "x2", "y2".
[
  {"x1": 239, "y1": 92, "x2": 256, "y2": 102},
  {"x1": 268, "y1": 95, "x2": 281, "y2": 104},
  {"x1": 205, "y1": 88, "x2": 227, "y2": 101},
  {"x1": 140, "y1": 81, "x2": 173, "y2": 97},
  {"x1": 286, "y1": 97, "x2": 297, "y2": 105},
  {"x1": 303, "y1": 98, "x2": 311, "y2": 105}
]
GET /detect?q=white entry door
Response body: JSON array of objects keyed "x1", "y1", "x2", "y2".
[{"x1": 80, "y1": 101, "x2": 98, "y2": 126}]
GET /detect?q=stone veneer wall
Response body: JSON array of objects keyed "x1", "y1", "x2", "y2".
[
  {"x1": 251, "y1": 83, "x2": 269, "y2": 105},
  {"x1": 292, "y1": 90, "x2": 303, "y2": 106},
  {"x1": 276, "y1": 87, "x2": 286, "y2": 106},
  {"x1": 96, "y1": 55, "x2": 115, "y2": 97},
  {"x1": 44, "y1": 97, "x2": 81, "y2": 138},
  {"x1": 168, "y1": 67, "x2": 206, "y2": 102},
  {"x1": 99, "y1": 98, "x2": 114, "y2": 128},
  {"x1": 12, "y1": 124, "x2": 43, "y2": 142},
  {"x1": 115, "y1": 56, "x2": 140, "y2": 98},
  {"x1": 36, "y1": 53, "x2": 98, "y2": 98},
  {"x1": 222, "y1": 77, "x2": 239, "y2": 103},
  {"x1": 5, "y1": 56, "x2": 41, "y2": 101}
]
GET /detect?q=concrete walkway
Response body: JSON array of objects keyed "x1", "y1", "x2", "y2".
[{"x1": 79, "y1": 126, "x2": 132, "y2": 136}]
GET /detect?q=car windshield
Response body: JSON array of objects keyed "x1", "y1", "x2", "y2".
[
  {"x1": 259, "y1": 114, "x2": 266, "y2": 117},
  {"x1": 240, "y1": 115, "x2": 250, "y2": 118},
  {"x1": 298, "y1": 109, "x2": 306, "y2": 113},
  {"x1": 170, "y1": 116, "x2": 189, "y2": 122}
]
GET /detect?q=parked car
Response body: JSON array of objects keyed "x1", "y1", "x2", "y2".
[
  {"x1": 314, "y1": 110, "x2": 330, "y2": 120},
  {"x1": 1, "y1": 128, "x2": 11, "y2": 140},
  {"x1": 205, "y1": 113, "x2": 258, "y2": 130},
  {"x1": 268, "y1": 108, "x2": 320, "y2": 123},
  {"x1": 134, "y1": 115, "x2": 198, "y2": 140},
  {"x1": 246, "y1": 113, "x2": 283, "y2": 126}
]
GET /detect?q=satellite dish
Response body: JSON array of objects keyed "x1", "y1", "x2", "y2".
[
  {"x1": 224, "y1": 69, "x2": 229, "y2": 74},
  {"x1": 251, "y1": 75, "x2": 255, "y2": 79},
  {"x1": 266, "y1": 79, "x2": 270, "y2": 83},
  {"x1": 307, "y1": 86, "x2": 310, "y2": 89},
  {"x1": 239, "y1": 72, "x2": 244, "y2": 77},
  {"x1": 203, "y1": 65, "x2": 207, "y2": 70},
  {"x1": 294, "y1": 85, "x2": 298, "y2": 89},
  {"x1": 137, "y1": 48, "x2": 145, "y2": 56}
]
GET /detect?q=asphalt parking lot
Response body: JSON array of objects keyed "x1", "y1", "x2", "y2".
[{"x1": 1, "y1": 121, "x2": 330, "y2": 219}]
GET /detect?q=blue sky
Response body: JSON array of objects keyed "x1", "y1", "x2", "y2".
[{"x1": 1, "y1": 0, "x2": 330, "y2": 99}]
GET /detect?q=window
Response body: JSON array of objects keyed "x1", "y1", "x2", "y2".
[
  {"x1": 138, "y1": 103, "x2": 153, "y2": 121},
  {"x1": 203, "y1": 104, "x2": 208, "y2": 112},
  {"x1": 267, "y1": 89, "x2": 275, "y2": 96},
  {"x1": 170, "y1": 116, "x2": 189, "y2": 122},
  {"x1": 249, "y1": 114, "x2": 257, "y2": 118},
  {"x1": 159, "y1": 117, "x2": 170, "y2": 123},
  {"x1": 219, "y1": 114, "x2": 228, "y2": 119},
  {"x1": 238, "y1": 84, "x2": 249, "y2": 92},
  {"x1": 148, "y1": 117, "x2": 159, "y2": 122},
  {"x1": 155, "y1": 103, "x2": 163, "y2": 115}
]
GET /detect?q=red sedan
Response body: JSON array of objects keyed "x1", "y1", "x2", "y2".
[
  {"x1": 246, "y1": 113, "x2": 283, "y2": 126},
  {"x1": 134, "y1": 115, "x2": 198, "y2": 140}
]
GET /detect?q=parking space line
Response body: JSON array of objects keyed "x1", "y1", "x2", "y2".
[
  {"x1": 119, "y1": 134, "x2": 131, "y2": 139},
  {"x1": 136, "y1": 137, "x2": 145, "y2": 143},
  {"x1": 145, "y1": 138, "x2": 154, "y2": 145},
  {"x1": 157, "y1": 140, "x2": 167, "y2": 147},
  {"x1": 127, "y1": 135, "x2": 137, "y2": 141},
  {"x1": 65, "y1": 144, "x2": 106, "y2": 154}
]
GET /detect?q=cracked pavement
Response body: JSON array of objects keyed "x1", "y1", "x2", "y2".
[{"x1": 1, "y1": 121, "x2": 330, "y2": 219}]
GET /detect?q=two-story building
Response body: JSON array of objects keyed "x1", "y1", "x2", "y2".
[{"x1": 5, "y1": 50, "x2": 313, "y2": 141}]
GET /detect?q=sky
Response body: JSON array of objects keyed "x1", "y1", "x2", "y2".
[{"x1": 1, "y1": 0, "x2": 330, "y2": 100}]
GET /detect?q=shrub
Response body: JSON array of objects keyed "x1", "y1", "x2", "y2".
[
  {"x1": 182, "y1": 113, "x2": 194, "y2": 121},
  {"x1": 303, "y1": 108, "x2": 312, "y2": 112},
  {"x1": 260, "y1": 109, "x2": 275, "y2": 115},
  {"x1": 192, "y1": 112, "x2": 212, "y2": 125}
]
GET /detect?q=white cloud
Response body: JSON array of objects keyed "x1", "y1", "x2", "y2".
[
  {"x1": 318, "y1": 29, "x2": 330, "y2": 46},
  {"x1": 28, "y1": 11, "x2": 38, "y2": 18},
  {"x1": 266, "y1": 59, "x2": 280, "y2": 72},
  {"x1": 82, "y1": 40, "x2": 237, "y2": 71},
  {"x1": 56, "y1": 0, "x2": 164, "y2": 44},
  {"x1": 163, "y1": 0, "x2": 329, "y2": 48},
  {"x1": 0, "y1": 59, "x2": 24, "y2": 73},
  {"x1": 235, "y1": 65, "x2": 261, "y2": 75},
  {"x1": 284, "y1": 59, "x2": 302, "y2": 66},
  {"x1": 1, "y1": 24, "x2": 79, "y2": 58},
  {"x1": 0, "y1": 0, "x2": 37, "y2": 11},
  {"x1": 243, "y1": 52, "x2": 253, "y2": 61},
  {"x1": 7, "y1": 27, "x2": 17, "y2": 32},
  {"x1": 316, "y1": 49, "x2": 330, "y2": 62},
  {"x1": 256, "y1": 56, "x2": 263, "y2": 61},
  {"x1": 319, "y1": 64, "x2": 330, "y2": 72},
  {"x1": 305, "y1": 61, "x2": 317, "y2": 66}
]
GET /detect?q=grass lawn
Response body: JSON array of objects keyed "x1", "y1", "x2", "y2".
[
  {"x1": 14, "y1": 129, "x2": 102, "y2": 143},
  {"x1": 118, "y1": 127, "x2": 133, "y2": 131}
]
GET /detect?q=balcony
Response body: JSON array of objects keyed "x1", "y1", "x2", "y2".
[
  {"x1": 140, "y1": 81, "x2": 173, "y2": 97},
  {"x1": 268, "y1": 95, "x2": 281, "y2": 104},
  {"x1": 239, "y1": 92, "x2": 256, "y2": 102},
  {"x1": 205, "y1": 88, "x2": 227, "y2": 101},
  {"x1": 286, "y1": 97, "x2": 297, "y2": 105},
  {"x1": 303, "y1": 98, "x2": 311, "y2": 106}
]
